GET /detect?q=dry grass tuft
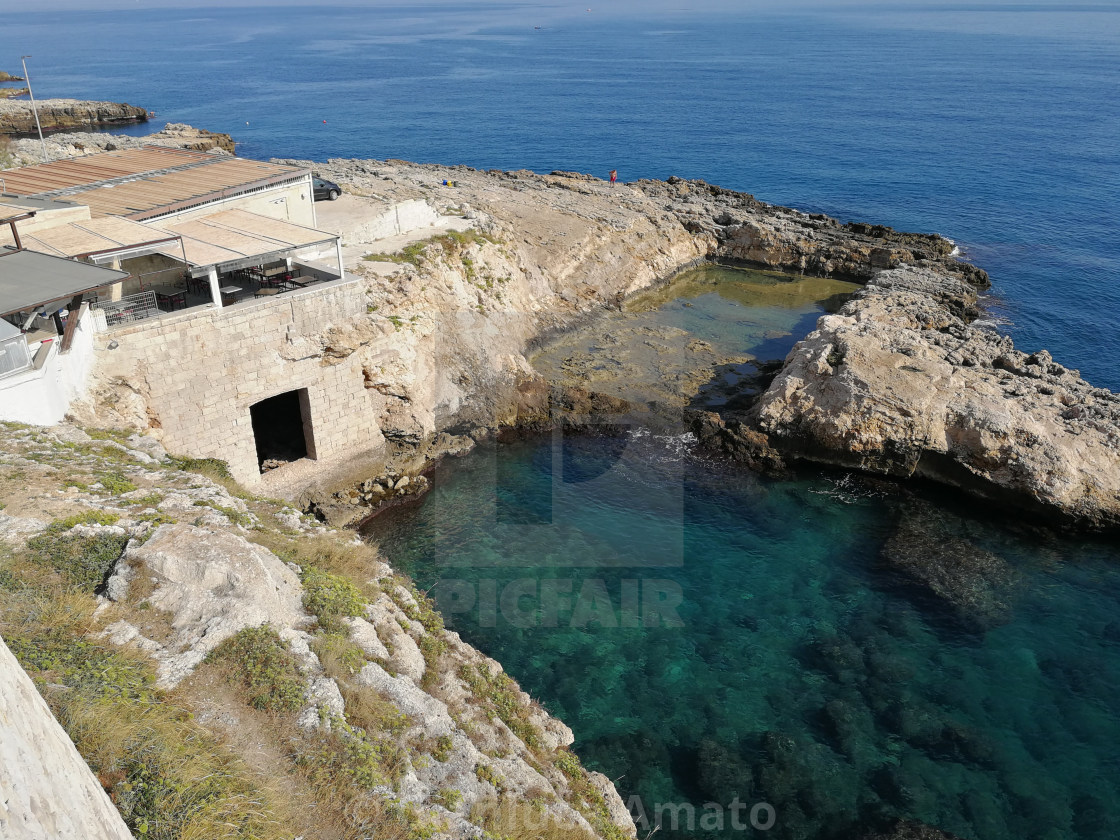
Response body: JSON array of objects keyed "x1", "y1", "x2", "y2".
[{"x1": 251, "y1": 531, "x2": 382, "y2": 599}]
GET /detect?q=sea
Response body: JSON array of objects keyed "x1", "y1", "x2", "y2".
[{"x1": 6, "y1": 3, "x2": 1120, "y2": 839}]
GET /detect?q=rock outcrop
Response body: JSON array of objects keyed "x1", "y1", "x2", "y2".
[
  {"x1": 750, "y1": 264, "x2": 1120, "y2": 529},
  {"x1": 4, "y1": 122, "x2": 234, "y2": 167},
  {"x1": 103, "y1": 523, "x2": 308, "y2": 687},
  {"x1": 0, "y1": 98, "x2": 148, "y2": 135},
  {"x1": 0, "y1": 635, "x2": 134, "y2": 840}
]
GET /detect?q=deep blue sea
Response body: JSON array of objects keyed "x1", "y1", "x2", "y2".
[
  {"x1": 4, "y1": 2, "x2": 1119, "y2": 389},
  {"x1": 6, "y1": 4, "x2": 1120, "y2": 839}
]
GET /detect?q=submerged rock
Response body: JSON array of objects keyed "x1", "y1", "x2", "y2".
[{"x1": 880, "y1": 503, "x2": 1018, "y2": 630}]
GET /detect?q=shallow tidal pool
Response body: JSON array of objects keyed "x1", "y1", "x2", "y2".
[
  {"x1": 530, "y1": 265, "x2": 859, "y2": 411},
  {"x1": 366, "y1": 432, "x2": 1120, "y2": 840}
]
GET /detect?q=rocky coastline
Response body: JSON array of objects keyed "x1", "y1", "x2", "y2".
[
  {"x1": 0, "y1": 98, "x2": 149, "y2": 136},
  {"x1": 248, "y1": 159, "x2": 1118, "y2": 532},
  {"x1": 5, "y1": 127, "x2": 1117, "y2": 839},
  {"x1": 2, "y1": 121, "x2": 235, "y2": 167}
]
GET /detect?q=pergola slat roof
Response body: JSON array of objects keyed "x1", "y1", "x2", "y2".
[
  {"x1": 0, "y1": 146, "x2": 309, "y2": 220},
  {"x1": 0, "y1": 216, "x2": 180, "y2": 261},
  {"x1": 153, "y1": 209, "x2": 338, "y2": 275}
]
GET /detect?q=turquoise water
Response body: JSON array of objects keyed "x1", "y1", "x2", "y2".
[{"x1": 368, "y1": 434, "x2": 1120, "y2": 839}]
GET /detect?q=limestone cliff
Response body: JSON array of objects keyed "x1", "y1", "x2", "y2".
[
  {"x1": 0, "y1": 99, "x2": 148, "y2": 136},
  {"x1": 276, "y1": 160, "x2": 1115, "y2": 529}
]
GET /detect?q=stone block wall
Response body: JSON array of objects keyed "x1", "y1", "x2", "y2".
[{"x1": 102, "y1": 280, "x2": 383, "y2": 487}]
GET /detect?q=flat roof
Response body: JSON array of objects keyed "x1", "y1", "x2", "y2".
[
  {"x1": 0, "y1": 247, "x2": 130, "y2": 316},
  {"x1": 0, "y1": 147, "x2": 310, "y2": 221}
]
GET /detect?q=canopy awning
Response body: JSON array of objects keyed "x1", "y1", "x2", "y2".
[
  {"x1": 0, "y1": 216, "x2": 184, "y2": 263},
  {"x1": 149, "y1": 209, "x2": 339, "y2": 277},
  {"x1": 0, "y1": 247, "x2": 129, "y2": 316}
]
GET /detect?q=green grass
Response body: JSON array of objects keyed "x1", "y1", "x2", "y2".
[
  {"x1": 98, "y1": 471, "x2": 138, "y2": 495},
  {"x1": 192, "y1": 499, "x2": 253, "y2": 527},
  {"x1": 362, "y1": 230, "x2": 500, "y2": 267},
  {"x1": 312, "y1": 632, "x2": 367, "y2": 678},
  {"x1": 207, "y1": 625, "x2": 305, "y2": 713},
  {"x1": 131, "y1": 491, "x2": 165, "y2": 508}
]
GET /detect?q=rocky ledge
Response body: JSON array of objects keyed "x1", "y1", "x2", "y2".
[
  {"x1": 0, "y1": 98, "x2": 148, "y2": 135},
  {"x1": 624, "y1": 179, "x2": 1119, "y2": 530},
  {"x1": 3, "y1": 122, "x2": 236, "y2": 167},
  {"x1": 737, "y1": 263, "x2": 1120, "y2": 530}
]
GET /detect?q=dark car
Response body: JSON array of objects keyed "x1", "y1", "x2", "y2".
[{"x1": 312, "y1": 175, "x2": 341, "y2": 201}]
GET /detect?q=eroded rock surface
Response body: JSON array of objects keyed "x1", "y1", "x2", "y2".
[
  {"x1": 752, "y1": 264, "x2": 1120, "y2": 528},
  {"x1": 0, "y1": 98, "x2": 148, "y2": 135},
  {"x1": 104, "y1": 523, "x2": 307, "y2": 686}
]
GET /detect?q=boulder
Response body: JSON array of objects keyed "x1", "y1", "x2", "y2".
[{"x1": 105, "y1": 523, "x2": 307, "y2": 686}]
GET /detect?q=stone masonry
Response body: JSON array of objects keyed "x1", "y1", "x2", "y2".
[{"x1": 96, "y1": 280, "x2": 383, "y2": 487}]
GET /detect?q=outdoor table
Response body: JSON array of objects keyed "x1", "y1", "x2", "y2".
[
  {"x1": 254, "y1": 287, "x2": 280, "y2": 298},
  {"x1": 155, "y1": 288, "x2": 187, "y2": 311},
  {"x1": 219, "y1": 285, "x2": 243, "y2": 306}
]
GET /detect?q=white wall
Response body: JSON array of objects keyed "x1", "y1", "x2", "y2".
[
  {"x1": 0, "y1": 307, "x2": 97, "y2": 426},
  {"x1": 163, "y1": 177, "x2": 315, "y2": 227},
  {"x1": 348, "y1": 199, "x2": 440, "y2": 241}
]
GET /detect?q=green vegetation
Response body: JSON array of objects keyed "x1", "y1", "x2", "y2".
[
  {"x1": 131, "y1": 491, "x2": 165, "y2": 508},
  {"x1": 470, "y1": 797, "x2": 599, "y2": 840},
  {"x1": 433, "y1": 787, "x2": 462, "y2": 810},
  {"x1": 98, "y1": 471, "x2": 138, "y2": 495},
  {"x1": 432, "y1": 734, "x2": 454, "y2": 762},
  {"x1": 474, "y1": 763, "x2": 505, "y2": 792},
  {"x1": 312, "y1": 632, "x2": 366, "y2": 678},
  {"x1": 301, "y1": 566, "x2": 366, "y2": 633},
  {"x1": 458, "y1": 662, "x2": 541, "y2": 750},
  {"x1": 191, "y1": 499, "x2": 253, "y2": 527},
  {"x1": 554, "y1": 748, "x2": 582, "y2": 780},
  {"x1": 207, "y1": 625, "x2": 305, "y2": 713},
  {"x1": 166, "y1": 455, "x2": 232, "y2": 480},
  {"x1": 338, "y1": 681, "x2": 412, "y2": 737},
  {"x1": 26, "y1": 513, "x2": 129, "y2": 591},
  {"x1": 362, "y1": 230, "x2": 499, "y2": 267}
]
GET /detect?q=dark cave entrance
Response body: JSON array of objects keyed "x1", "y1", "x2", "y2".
[{"x1": 250, "y1": 389, "x2": 315, "y2": 473}]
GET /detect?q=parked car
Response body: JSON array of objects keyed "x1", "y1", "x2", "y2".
[{"x1": 312, "y1": 175, "x2": 341, "y2": 201}]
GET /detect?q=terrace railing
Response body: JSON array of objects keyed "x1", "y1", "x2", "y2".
[{"x1": 92, "y1": 289, "x2": 159, "y2": 328}]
